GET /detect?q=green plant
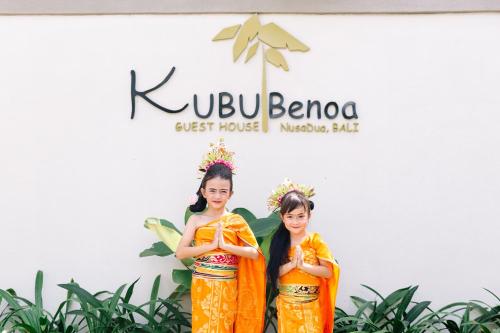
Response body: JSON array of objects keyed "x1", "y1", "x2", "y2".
[
  {"x1": 2, "y1": 270, "x2": 499, "y2": 333},
  {"x1": 441, "y1": 288, "x2": 500, "y2": 333},
  {"x1": 334, "y1": 285, "x2": 449, "y2": 333},
  {"x1": 1, "y1": 271, "x2": 191, "y2": 333},
  {"x1": 0, "y1": 270, "x2": 79, "y2": 333},
  {"x1": 58, "y1": 275, "x2": 191, "y2": 333}
]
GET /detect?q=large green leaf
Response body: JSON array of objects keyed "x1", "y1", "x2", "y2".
[
  {"x1": 140, "y1": 242, "x2": 173, "y2": 257},
  {"x1": 172, "y1": 269, "x2": 192, "y2": 289},
  {"x1": 144, "y1": 218, "x2": 181, "y2": 249},
  {"x1": 144, "y1": 217, "x2": 194, "y2": 267},
  {"x1": 231, "y1": 207, "x2": 257, "y2": 222},
  {"x1": 248, "y1": 212, "x2": 281, "y2": 238},
  {"x1": 259, "y1": 230, "x2": 276, "y2": 263}
]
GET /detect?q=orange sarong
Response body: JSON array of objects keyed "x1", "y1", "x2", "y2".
[
  {"x1": 277, "y1": 232, "x2": 340, "y2": 333},
  {"x1": 191, "y1": 213, "x2": 266, "y2": 333}
]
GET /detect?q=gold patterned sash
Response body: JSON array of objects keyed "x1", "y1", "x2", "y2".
[
  {"x1": 279, "y1": 284, "x2": 320, "y2": 304},
  {"x1": 193, "y1": 253, "x2": 239, "y2": 280}
]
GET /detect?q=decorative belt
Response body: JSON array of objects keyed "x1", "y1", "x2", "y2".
[
  {"x1": 279, "y1": 284, "x2": 320, "y2": 303},
  {"x1": 193, "y1": 253, "x2": 239, "y2": 280}
]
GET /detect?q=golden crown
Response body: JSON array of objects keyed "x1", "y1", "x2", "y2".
[
  {"x1": 198, "y1": 138, "x2": 236, "y2": 175},
  {"x1": 267, "y1": 178, "x2": 315, "y2": 211}
]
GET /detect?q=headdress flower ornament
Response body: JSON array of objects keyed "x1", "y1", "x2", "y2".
[
  {"x1": 198, "y1": 138, "x2": 236, "y2": 177},
  {"x1": 267, "y1": 178, "x2": 315, "y2": 211}
]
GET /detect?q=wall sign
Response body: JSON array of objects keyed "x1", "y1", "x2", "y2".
[{"x1": 130, "y1": 15, "x2": 359, "y2": 134}]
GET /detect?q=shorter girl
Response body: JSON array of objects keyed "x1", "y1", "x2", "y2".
[{"x1": 267, "y1": 179, "x2": 340, "y2": 333}]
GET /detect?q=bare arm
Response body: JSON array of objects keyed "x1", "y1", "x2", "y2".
[
  {"x1": 175, "y1": 216, "x2": 218, "y2": 260},
  {"x1": 222, "y1": 244, "x2": 258, "y2": 259},
  {"x1": 279, "y1": 249, "x2": 298, "y2": 277},
  {"x1": 279, "y1": 261, "x2": 296, "y2": 277}
]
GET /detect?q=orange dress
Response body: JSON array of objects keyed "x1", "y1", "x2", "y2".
[
  {"x1": 191, "y1": 213, "x2": 266, "y2": 333},
  {"x1": 277, "y1": 232, "x2": 340, "y2": 333}
]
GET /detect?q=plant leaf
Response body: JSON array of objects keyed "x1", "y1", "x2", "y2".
[
  {"x1": 58, "y1": 283, "x2": 103, "y2": 310},
  {"x1": 144, "y1": 218, "x2": 194, "y2": 266},
  {"x1": 258, "y1": 22, "x2": 309, "y2": 52},
  {"x1": 172, "y1": 269, "x2": 192, "y2": 289},
  {"x1": 168, "y1": 284, "x2": 191, "y2": 301},
  {"x1": 149, "y1": 275, "x2": 161, "y2": 322},
  {"x1": 213, "y1": 24, "x2": 241, "y2": 41},
  {"x1": 247, "y1": 212, "x2": 281, "y2": 238},
  {"x1": 265, "y1": 48, "x2": 289, "y2": 71},
  {"x1": 233, "y1": 14, "x2": 260, "y2": 61},
  {"x1": 231, "y1": 207, "x2": 257, "y2": 222},
  {"x1": 108, "y1": 284, "x2": 126, "y2": 313},
  {"x1": 35, "y1": 270, "x2": 44, "y2": 311},
  {"x1": 406, "y1": 301, "x2": 431, "y2": 323},
  {"x1": 395, "y1": 285, "x2": 418, "y2": 320},
  {"x1": 484, "y1": 288, "x2": 500, "y2": 303},
  {"x1": 124, "y1": 278, "x2": 140, "y2": 304},
  {"x1": 139, "y1": 241, "x2": 173, "y2": 257},
  {"x1": 259, "y1": 231, "x2": 275, "y2": 263}
]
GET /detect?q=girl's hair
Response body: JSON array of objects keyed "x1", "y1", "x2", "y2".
[
  {"x1": 189, "y1": 163, "x2": 233, "y2": 213},
  {"x1": 266, "y1": 190, "x2": 314, "y2": 290}
]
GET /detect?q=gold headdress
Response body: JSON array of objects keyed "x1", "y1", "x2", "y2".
[
  {"x1": 267, "y1": 178, "x2": 315, "y2": 211},
  {"x1": 198, "y1": 138, "x2": 236, "y2": 176}
]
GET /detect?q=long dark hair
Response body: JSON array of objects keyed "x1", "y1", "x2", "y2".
[
  {"x1": 266, "y1": 190, "x2": 314, "y2": 290},
  {"x1": 189, "y1": 163, "x2": 233, "y2": 212}
]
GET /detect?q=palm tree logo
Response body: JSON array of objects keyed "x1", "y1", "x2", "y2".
[{"x1": 212, "y1": 14, "x2": 310, "y2": 133}]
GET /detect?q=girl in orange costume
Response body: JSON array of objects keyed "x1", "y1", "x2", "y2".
[
  {"x1": 267, "y1": 180, "x2": 340, "y2": 333},
  {"x1": 175, "y1": 140, "x2": 266, "y2": 333}
]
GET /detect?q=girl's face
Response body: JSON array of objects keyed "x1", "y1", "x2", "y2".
[
  {"x1": 281, "y1": 205, "x2": 310, "y2": 236},
  {"x1": 201, "y1": 176, "x2": 232, "y2": 211}
]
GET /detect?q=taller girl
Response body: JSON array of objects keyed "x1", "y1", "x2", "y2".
[
  {"x1": 175, "y1": 139, "x2": 266, "y2": 333},
  {"x1": 267, "y1": 179, "x2": 340, "y2": 333}
]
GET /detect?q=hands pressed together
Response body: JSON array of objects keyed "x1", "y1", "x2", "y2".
[
  {"x1": 291, "y1": 245, "x2": 307, "y2": 270},
  {"x1": 210, "y1": 222, "x2": 226, "y2": 251}
]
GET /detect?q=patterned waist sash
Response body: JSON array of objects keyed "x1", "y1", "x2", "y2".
[
  {"x1": 193, "y1": 253, "x2": 239, "y2": 280},
  {"x1": 279, "y1": 284, "x2": 320, "y2": 303}
]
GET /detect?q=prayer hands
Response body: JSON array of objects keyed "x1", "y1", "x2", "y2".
[
  {"x1": 211, "y1": 223, "x2": 226, "y2": 250},
  {"x1": 217, "y1": 223, "x2": 226, "y2": 249},
  {"x1": 210, "y1": 223, "x2": 221, "y2": 250},
  {"x1": 290, "y1": 245, "x2": 304, "y2": 269},
  {"x1": 295, "y1": 245, "x2": 305, "y2": 269}
]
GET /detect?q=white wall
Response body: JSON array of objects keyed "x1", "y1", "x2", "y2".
[{"x1": 1, "y1": 13, "x2": 499, "y2": 313}]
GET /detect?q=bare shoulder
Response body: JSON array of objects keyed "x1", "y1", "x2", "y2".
[{"x1": 186, "y1": 214, "x2": 202, "y2": 228}]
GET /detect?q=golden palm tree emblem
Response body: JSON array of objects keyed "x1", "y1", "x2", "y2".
[{"x1": 212, "y1": 14, "x2": 310, "y2": 133}]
